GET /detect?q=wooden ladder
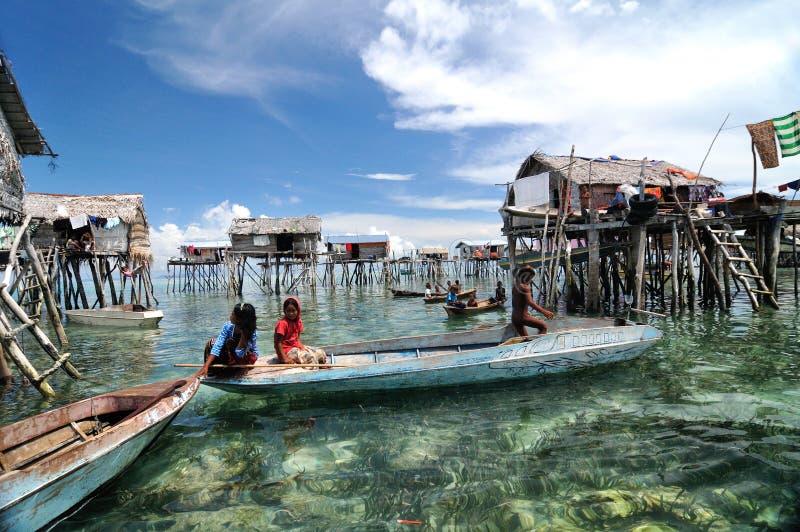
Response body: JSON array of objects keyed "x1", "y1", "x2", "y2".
[
  {"x1": 705, "y1": 224, "x2": 779, "y2": 310},
  {"x1": 17, "y1": 245, "x2": 56, "y2": 320}
]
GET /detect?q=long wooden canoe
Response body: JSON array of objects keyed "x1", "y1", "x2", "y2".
[
  {"x1": 203, "y1": 317, "x2": 662, "y2": 396},
  {"x1": 0, "y1": 377, "x2": 200, "y2": 530},
  {"x1": 423, "y1": 288, "x2": 476, "y2": 304},
  {"x1": 390, "y1": 289, "x2": 426, "y2": 297},
  {"x1": 443, "y1": 298, "x2": 505, "y2": 316}
]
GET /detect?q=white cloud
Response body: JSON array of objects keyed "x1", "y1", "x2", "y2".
[
  {"x1": 347, "y1": 172, "x2": 416, "y2": 181},
  {"x1": 149, "y1": 200, "x2": 251, "y2": 270},
  {"x1": 126, "y1": 0, "x2": 383, "y2": 114},
  {"x1": 265, "y1": 194, "x2": 302, "y2": 206},
  {"x1": 361, "y1": 0, "x2": 800, "y2": 192},
  {"x1": 322, "y1": 211, "x2": 501, "y2": 255},
  {"x1": 619, "y1": 1, "x2": 639, "y2": 14},
  {"x1": 393, "y1": 194, "x2": 501, "y2": 212}
]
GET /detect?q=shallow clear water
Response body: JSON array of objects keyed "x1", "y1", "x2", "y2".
[{"x1": 2, "y1": 272, "x2": 800, "y2": 530}]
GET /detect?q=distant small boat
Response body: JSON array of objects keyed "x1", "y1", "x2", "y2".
[
  {"x1": 443, "y1": 298, "x2": 505, "y2": 316},
  {"x1": 65, "y1": 304, "x2": 163, "y2": 328},
  {"x1": 203, "y1": 317, "x2": 662, "y2": 396},
  {"x1": 424, "y1": 288, "x2": 476, "y2": 304},
  {"x1": 0, "y1": 377, "x2": 200, "y2": 530},
  {"x1": 390, "y1": 289, "x2": 425, "y2": 297}
]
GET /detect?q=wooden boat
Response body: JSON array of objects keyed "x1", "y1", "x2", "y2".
[
  {"x1": 423, "y1": 288, "x2": 476, "y2": 303},
  {"x1": 65, "y1": 304, "x2": 163, "y2": 328},
  {"x1": 391, "y1": 289, "x2": 425, "y2": 297},
  {"x1": 203, "y1": 317, "x2": 662, "y2": 396},
  {"x1": 443, "y1": 298, "x2": 505, "y2": 316},
  {"x1": 498, "y1": 244, "x2": 619, "y2": 270},
  {"x1": 0, "y1": 377, "x2": 200, "y2": 530}
]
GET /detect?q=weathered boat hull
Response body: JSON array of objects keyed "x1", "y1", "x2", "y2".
[
  {"x1": 0, "y1": 378, "x2": 200, "y2": 530},
  {"x1": 443, "y1": 300, "x2": 504, "y2": 316},
  {"x1": 391, "y1": 289, "x2": 425, "y2": 297},
  {"x1": 423, "y1": 288, "x2": 476, "y2": 304},
  {"x1": 66, "y1": 308, "x2": 164, "y2": 328},
  {"x1": 203, "y1": 318, "x2": 661, "y2": 396}
]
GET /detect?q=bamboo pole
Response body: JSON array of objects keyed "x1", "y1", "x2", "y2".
[{"x1": 23, "y1": 235, "x2": 68, "y2": 347}]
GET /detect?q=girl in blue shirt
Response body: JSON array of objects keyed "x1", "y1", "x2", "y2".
[{"x1": 200, "y1": 303, "x2": 258, "y2": 376}]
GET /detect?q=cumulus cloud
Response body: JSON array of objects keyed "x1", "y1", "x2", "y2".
[
  {"x1": 347, "y1": 172, "x2": 415, "y2": 181},
  {"x1": 359, "y1": 0, "x2": 799, "y2": 191},
  {"x1": 149, "y1": 200, "x2": 251, "y2": 270}
]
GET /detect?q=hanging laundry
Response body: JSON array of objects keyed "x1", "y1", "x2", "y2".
[
  {"x1": 104, "y1": 217, "x2": 120, "y2": 230},
  {"x1": 746, "y1": 120, "x2": 780, "y2": 169},
  {"x1": 187, "y1": 245, "x2": 195, "y2": 255},
  {"x1": 644, "y1": 187, "x2": 662, "y2": 199},
  {"x1": 778, "y1": 179, "x2": 800, "y2": 192},
  {"x1": 666, "y1": 168, "x2": 698, "y2": 180},
  {"x1": 773, "y1": 111, "x2": 800, "y2": 158},
  {"x1": 69, "y1": 214, "x2": 88, "y2": 229}
]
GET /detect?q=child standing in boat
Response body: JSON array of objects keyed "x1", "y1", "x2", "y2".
[
  {"x1": 274, "y1": 297, "x2": 327, "y2": 366},
  {"x1": 200, "y1": 303, "x2": 258, "y2": 376},
  {"x1": 511, "y1": 265, "x2": 553, "y2": 336}
]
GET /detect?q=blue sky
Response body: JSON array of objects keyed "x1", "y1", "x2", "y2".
[{"x1": 2, "y1": 0, "x2": 798, "y2": 268}]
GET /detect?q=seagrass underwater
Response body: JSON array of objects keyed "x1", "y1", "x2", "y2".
[{"x1": 0, "y1": 274, "x2": 799, "y2": 529}]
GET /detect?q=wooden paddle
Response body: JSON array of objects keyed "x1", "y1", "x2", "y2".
[{"x1": 174, "y1": 363, "x2": 358, "y2": 369}]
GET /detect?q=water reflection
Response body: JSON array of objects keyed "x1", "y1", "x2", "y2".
[{"x1": 1, "y1": 273, "x2": 799, "y2": 529}]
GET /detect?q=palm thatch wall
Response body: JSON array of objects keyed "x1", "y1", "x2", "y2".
[
  {"x1": 228, "y1": 216, "x2": 321, "y2": 255},
  {"x1": 24, "y1": 193, "x2": 152, "y2": 259}
]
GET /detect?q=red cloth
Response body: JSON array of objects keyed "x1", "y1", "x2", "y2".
[
  {"x1": 275, "y1": 317, "x2": 303, "y2": 352},
  {"x1": 345, "y1": 243, "x2": 352, "y2": 251}
]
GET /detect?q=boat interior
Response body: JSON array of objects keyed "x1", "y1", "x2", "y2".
[{"x1": 0, "y1": 389, "x2": 161, "y2": 473}]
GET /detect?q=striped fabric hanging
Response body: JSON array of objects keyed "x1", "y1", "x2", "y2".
[{"x1": 772, "y1": 111, "x2": 800, "y2": 158}]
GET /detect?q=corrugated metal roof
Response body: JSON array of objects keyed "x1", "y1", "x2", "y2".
[
  {"x1": 325, "y1": 234, "x2": 389, "y2": 244},
  {"x1": 0, "y1": 52, "x2": 55, "y2": 157}
]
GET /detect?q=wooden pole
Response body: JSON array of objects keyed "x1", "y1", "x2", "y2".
[
  {"x1": 23, "y1": 235, "x2": 68, "y2": 348},
  {"x1": 671, "y1": 221, "x2": 679, "y2": 313},
  {"x1": 751, "y1": 141, "x2": 759, "y2": 209},
  {"x1": 765, "y1": 215, "x2": 781, "y2": 294},
  {"x1": 586, "y1": 228, "x2": 600, "y2": 312}
]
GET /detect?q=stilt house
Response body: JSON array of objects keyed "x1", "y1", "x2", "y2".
[
  {"x1": 325, "y1": 234, "x2": 390, "y2": 260},
  {"x1": 24, "y1": 192, "x2": 157, "y2": 311},
  {"x1": 418, "y1": 247, "x2": 448, "y2": 261},
  {"x1": 505, "y1": 153, "x2": 722, "y2": 227},
  {"x1": 0, "y1": 51, "x2": 77, "y2": 397},
  {"x1": 177, "y1": 240, "x2": 230, "y2": 263},
  {"x1": 227, "y1": 216, "x2": 321, "y2": 295}
]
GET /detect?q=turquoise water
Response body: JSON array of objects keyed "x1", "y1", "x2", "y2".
[{"x1": 2, "y1": 273, "x2": 800, "y2": 529}]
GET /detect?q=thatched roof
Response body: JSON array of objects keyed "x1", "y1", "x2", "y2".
[
  {"x1": 229, "y1": 216, "x2": 321, "y2": 236},
  {"x1": 24, "y1": 193, "x2": 148, "y2": 224},
  {"x1": 0, "y1": 52, "x2": 55, "y2": 157},
  {"x1": 515, "y1": 154, "x2": 721, "y2": 187}
]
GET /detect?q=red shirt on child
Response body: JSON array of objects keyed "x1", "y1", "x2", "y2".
[{"x1": 275, "y1": 316, "x2": 303, "y2": 353}]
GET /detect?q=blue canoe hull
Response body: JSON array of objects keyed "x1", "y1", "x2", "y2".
[{"x1": 204, "y1": 318, "x2": 662, "y2": 396}]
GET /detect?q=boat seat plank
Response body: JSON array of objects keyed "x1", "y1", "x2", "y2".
[
  {"x1": 70, "y1": 421, "x2": 89, "y2": 441},
  {"x1": 3, "y1": 420, "x2": 99, "y2": 471}
]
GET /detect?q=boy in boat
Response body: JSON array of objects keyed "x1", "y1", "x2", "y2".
[
  {"x1": 274, "y1": 297, "x2": 327, "y2": 366},
  {"x1": 200, "y1": 303, "x2": 258, "y2": 376},
  {"x1": 466, "y1": 292, "x2": 478, "y2": 307},
  {"x1": 490, "y1": 281, "x2": 506, "y2": 304},
  {"x1": 511, "y1": 265, "x2": 553, "y2": 336},
  {"x1": 425, "y1": 282, "x2": 433, "y2": 298},
  {"x1": 446, "y1": 284, "x2": 466, "y2": 309}
]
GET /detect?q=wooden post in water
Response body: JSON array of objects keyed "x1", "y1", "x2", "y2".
[
  {"x1": 671, "y1": 221, "x2": 679, "y2": 313},
  {"x1": 586, "y1": 228, "x2": 600, "y2": 312},
  {"x1": 630, "y1": 225, "x2": 647, "y2": 309},
  {"x1": 764, "y1": 215, "x2": 781, "y2": 295}
]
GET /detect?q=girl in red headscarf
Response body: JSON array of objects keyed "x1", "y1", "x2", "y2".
[{"x1": 274, "y1": 297, "x2": 326, "y2": 365}]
